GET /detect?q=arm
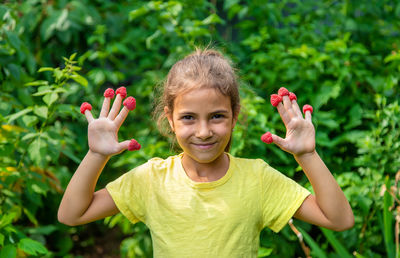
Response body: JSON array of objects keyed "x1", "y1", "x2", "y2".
[
  {"x1": 266, "y1": 89, "x2": 354, "y2": 231},
  {"x1": 58, "y1": 89, "x2": 138, "y2": 226}
]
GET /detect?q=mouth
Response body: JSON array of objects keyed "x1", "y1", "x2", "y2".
[{"x1": 192, "y1": 142, "x2": 216, "y2": 150}]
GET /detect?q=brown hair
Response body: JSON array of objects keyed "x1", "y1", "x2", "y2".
[{"x1": 153, "y1": 48, "x2": 240, "y2": 151}]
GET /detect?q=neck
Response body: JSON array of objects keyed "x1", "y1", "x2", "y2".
[{"x1": 181, "y1": 153, "x2": 229, "y2": 182}]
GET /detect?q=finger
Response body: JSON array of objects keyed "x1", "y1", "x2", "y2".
[
  {"x1": 276, "y1": 102, "x2": 291, "y2": 126},
  {"x1": 100, "y1": 97, "x2": 111, "y2": 118},
  {"x1": 85, "y1": 110, "x2": 94, "y2": 123},
  {"x1": 80, "y1": 102, "x2": 94, "y2": 123},
  {"x1": 282, "y1": 95, "x2": 296, "y2": 118},
  {"x1": 291, "y1": 99, "x2": 303, "y2": 118},
  {"x1": 271, "y1": 134, "x2": 286, "y2": 149},
  {"x1": 117, "y1": 139, "x2": 141, "y2": 152},
  {"x1": 114, "y1": 106, "x2": 130, "y2": 129},
  {"x1": 302, "y1": 104, "x2": 313, "y2": 122},
  {"x1": 108, "y1": 94, "x2": 123, "y2": 120},
  {"x1": 305, "y1": 110, "x2": 312, "y2": 122}
]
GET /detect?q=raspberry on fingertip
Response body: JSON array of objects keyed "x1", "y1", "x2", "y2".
[
  {"x1": 116, "y1": 86, "x2": 127, "y2": 98},
  {"x1": 270, "y1": 94, "x2": 283, "y2": 107},
  {"x1": 289, "y1": 92, "x2": 297, "y2": 101},
  {"x1": 278, "y1": 87, "x2": 290, "y2": 97},
  {"x1": 104, "y1": 88, "x2": 115, "y2": 98},
  {"x1": 261, "y1": 132, "x2": 273, "y2": 144},
  {"x1": 302, "y1": 104, "x2": 313, "y2": 114},
  {"x1": 80, "y1": 102, "x2": 92, "y2": 114},
  {"x1": 128, "y1": 139, "x2": 141, "y2": 151},
  {"x1": 123, "y1": 96, "x2": 136, "y2": 111}
]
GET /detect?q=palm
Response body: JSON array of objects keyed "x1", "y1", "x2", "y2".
[
  {"x1": 88, "y1": 118, "x2": 121, "y2": 156},
  {"x1": 282, "y1": 117, "x2": 315, "y2": 155}
]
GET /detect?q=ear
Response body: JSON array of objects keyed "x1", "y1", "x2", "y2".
[{"x1": 164, "y1": 106, "x2": 175, "y2": 132}]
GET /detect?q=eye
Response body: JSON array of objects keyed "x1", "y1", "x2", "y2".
[
  {"x1": 181, "y1": 115, "x2": 194, "y2": 120},
  {"x1": 212, "y1": 114, "x2": 225, "y2": 119}
]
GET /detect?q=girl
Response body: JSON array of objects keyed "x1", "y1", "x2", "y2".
[{"x1": 58, "y1": 49, "x2": 354, "y2": 257}]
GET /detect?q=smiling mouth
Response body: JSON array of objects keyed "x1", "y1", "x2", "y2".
[{"x1": 192, "y1": 142, "x2": 216, "y2": 149}]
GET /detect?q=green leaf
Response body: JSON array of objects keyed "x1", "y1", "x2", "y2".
[
  {"x1": 70, "y1": 74, "x2": 88, "y2": 87},
  {"x1": 297, "y1": 227, "x2": 328, "y2": 258},
  {"x1": 21, "y1": 115, "x2": 39, "y2": 127},
  {"x1": 38, "y1": 67, "x2": 54, "y2": 72},
  {"x1": 25, "y1": 80, "x2": 49, "y2": 87},
  {"x1": 258, "y1": 247, "x2": 273, "y2": 257},
  {"x1": 0, "y1": 245, "x2": 17, "y2": 258},
  {"x1": 28, "y1": 137, "x2": 47, "y2": 166},
  {"x1": 6, "y1": 107, "x2": 33, "y2": 124},
  {"x1": 320, "y1": 228, "x2": 352, "y2": 258},
  {"x1": 33, "y1": 106, "x2": 48, "y2": 119},
  {"x1": 18, "y1": 238, "x2": 48, "y2": 255},
  {"x1": 0, "y1": 212, "x2": 18, "y2": 229},
  {"x1": 43, "y1": 92, "x2": 59, "y2": 106}
]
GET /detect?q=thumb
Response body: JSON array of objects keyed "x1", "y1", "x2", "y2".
[
  {"x1": 261, "y1": 132, "x2": 285, "y2": 149},
  {"x1": 116, "y1": 139, "x2": 141, "y2": 152}
]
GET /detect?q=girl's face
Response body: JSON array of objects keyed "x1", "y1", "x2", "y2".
[{"x1": 166, "y1": 88, "x2": 237, "y2": 165}]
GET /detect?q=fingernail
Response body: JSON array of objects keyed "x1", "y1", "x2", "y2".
[
  {"x1": 302, "y1": 104, "x2": 313, "y2": 114},
  {"x1": 123, "y1": 96, "x2": 136, "y2": 111},
  {"x1": 278, "y1": 87, "x2": 289, "y2": 97},
  {"x1": 270, "y1": 94, "x2": 282, "y2": 107},
  {"x1": 104, "y1": 88, "x2": 115, "y2": 98},
  {"x1": 80, "y1": 102, "x2": 92, "y2": 114},
  {"x1": 261, "y1": 132, "x2": 273, "y2": 144},
  {"x1": 116, "y1": 86, "x2": 127, "y2": 98},
  {"x1": 128, "y1": 139, "x2": 141, "y2": 151}
]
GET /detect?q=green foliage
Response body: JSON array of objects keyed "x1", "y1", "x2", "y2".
[{"x1": 1, "y1": 0, "x2": 400, "y2": 256}]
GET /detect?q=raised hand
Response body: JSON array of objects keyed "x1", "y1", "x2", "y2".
[
  {"x1": 261, "y1": 87, "x2": 315, "y2": 156},
  {"x1": 80, "y1": 87, "x2": 140, "y2": 157}
]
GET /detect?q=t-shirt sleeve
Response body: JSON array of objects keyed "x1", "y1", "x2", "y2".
[
  {"x1": 106, "y1": 162, "x2": 149, "y2": 224},
  {"x1": 259, "y1": 160, "x2": 310, "y2": 233}
]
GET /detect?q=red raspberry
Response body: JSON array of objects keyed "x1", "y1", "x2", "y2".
[
  {"x1": 270, "y1": 94, "x2": 282, "y2": 107},
  {"x1": 302, "y1": 104, "x2": 313, "y2": 114},
  {"x1": 123, "y1": 96, "x2": 136, "y2": 111},
  {"x1": 80, "y1": 102, "x2": 92, "y2": 114},
  {"x1": 128, "y1": 139, "x2": 141, "y2": 151},
  {"x1": 116, "y1": 86, "x2": 127, "y2": 98},
  {"x1": 278, "y1": 87, "x2": 290, "y2": 97},
  {"x1": 261, "y1": 132, "x2": 273, "y2": 144},
  {"x1": 289, "y1": 92, "x2": 297, "y2": 101},
  {"x1": 104, "y1": 88, "x2": 115, "y2": 98}
]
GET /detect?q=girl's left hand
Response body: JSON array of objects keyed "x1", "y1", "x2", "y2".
[{"x1": 267, "y1": 90, "x2": 315, "y2": 156}]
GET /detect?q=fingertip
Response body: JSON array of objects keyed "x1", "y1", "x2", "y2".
[
  {"x1": 270, "y1": 94, "x2": 283, "y2": 107},
  {"x1": 116, "y1": 86, "x2": 127, "y2": 99},
  {"x1": 80, "y1": 102, "x2": 92, "y2": 114},
  {"x1": 104, "y1": 88, "x2": 115, "y2": 98},
  {"x1": 128, "y1": 139, "x2": 141, "y2": 151},
  {"x1": 261, "y1": 132, "x2": 273, "y2": 144},
  {"x1": 289, "y1": 92, "x2": 297, "y2": 101},
  {"x1": 278, "y1": 87, "x2": 289, "y2": 97},
  {"x1": 123, "y1": 96, "x2": 137, "y2": 111},
  {"x1": 302, "y1": 104, "x2": 313, "y2": 114}
]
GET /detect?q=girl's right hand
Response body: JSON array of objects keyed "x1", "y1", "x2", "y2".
[{"x1": 81, "y1": 87, "x2": 139, "y2": 157}]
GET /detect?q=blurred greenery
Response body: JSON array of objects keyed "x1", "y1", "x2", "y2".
[{"x1": 1, "y1": 0, "x2": 399, "y2": 257}]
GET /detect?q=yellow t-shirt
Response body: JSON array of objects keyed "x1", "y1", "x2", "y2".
[{"x1": 106, "y1": 153, "x2": 310, "y2": 257}]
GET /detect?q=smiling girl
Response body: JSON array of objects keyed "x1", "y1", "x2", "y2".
[{"x1": 58, "y1": 49, "x2": 354, "y2": 257}]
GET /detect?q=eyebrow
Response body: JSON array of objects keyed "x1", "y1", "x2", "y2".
[{"x1": 177, "y1": 110, "x2": 230, "y2": 115}]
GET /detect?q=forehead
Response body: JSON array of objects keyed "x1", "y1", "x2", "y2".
[{"x1": 173, "y1": 88, "x2": 231, "y2": 113}]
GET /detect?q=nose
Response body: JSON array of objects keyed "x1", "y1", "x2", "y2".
[{"x1": 195, "y1": 120, "x2": 212, "y2": 139}]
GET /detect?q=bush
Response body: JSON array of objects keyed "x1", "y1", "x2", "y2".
[{"x1": 1, "y1": 0, "x2": 399, "y2": 257}]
